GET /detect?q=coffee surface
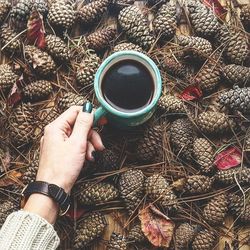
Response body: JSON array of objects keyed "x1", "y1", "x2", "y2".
[{"x1": 102, "y1": 59, "x2": 154, "y2": 113}]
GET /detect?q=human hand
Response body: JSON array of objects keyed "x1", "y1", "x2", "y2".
[{"x1": 36, "y1": 103, "x2": 104, "y2": 193}]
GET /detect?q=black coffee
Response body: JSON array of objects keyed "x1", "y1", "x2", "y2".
[{"x1": 101, "y1": 59, "x2": 154, "y2": 112}]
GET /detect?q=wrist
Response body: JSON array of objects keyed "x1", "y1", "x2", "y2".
[{"x1": 24, "y1": 193, "x2": 59, "y2": 224}]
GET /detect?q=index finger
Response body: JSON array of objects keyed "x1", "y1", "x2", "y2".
[{"x1": 51, "y1": 106, "x2": 82, "y2": 130}]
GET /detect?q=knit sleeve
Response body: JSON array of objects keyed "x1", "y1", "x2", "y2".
[{"x1": 0, "y1": 210, "x2": 60, "y2": 250}]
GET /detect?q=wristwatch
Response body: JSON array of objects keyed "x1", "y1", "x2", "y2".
[{"x1": 21, "y1": 181, "x2": 71, "y2": 216}]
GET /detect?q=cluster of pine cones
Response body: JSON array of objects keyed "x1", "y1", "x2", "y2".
[{"x1": 0, "y1": 0, "x2": 250, "y2": 249}]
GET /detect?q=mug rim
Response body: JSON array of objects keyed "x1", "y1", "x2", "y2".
[{"x1": 94, "y1": 50, "x2": 162, "y2": 118}]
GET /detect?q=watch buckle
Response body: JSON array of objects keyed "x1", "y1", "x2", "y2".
[{"x1": 59, "y1": 203, "x2": 70, "y2": 216}]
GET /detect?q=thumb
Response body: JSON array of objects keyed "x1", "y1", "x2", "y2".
[{"x1": 70, "y1": 102, "x2": 93, "y2": 143}]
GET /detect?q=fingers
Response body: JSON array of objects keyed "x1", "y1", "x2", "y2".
[
  {"x1": 88, "y1": 130, "x2": 105, "y2": 151},
  {"x1": 70, "y1": 108, "x2": 94, "y2": 144},
  {"x1": 86, "y1": 142, "x2": 95, "y2": 161}
]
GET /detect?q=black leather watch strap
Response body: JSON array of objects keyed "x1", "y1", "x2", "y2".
[{"x1": 22, "y1": 181, "x2": 70, "y2": 216}]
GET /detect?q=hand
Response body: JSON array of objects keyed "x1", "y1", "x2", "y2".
[
  {"x1": 24, "y1": 103, "x2": 104, "y2": 224},
  {"x1": 37, "y1": 104, "x2": 104, "y2": 193}
]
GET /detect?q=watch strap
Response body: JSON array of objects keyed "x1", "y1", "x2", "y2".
[{"x1": 22, "y1": 181, "x2": 70, "y2": 216}]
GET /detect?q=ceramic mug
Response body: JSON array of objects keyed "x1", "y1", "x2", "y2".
[{"x1": 94, "y1": 51, "x2": 162, "y2": 127}]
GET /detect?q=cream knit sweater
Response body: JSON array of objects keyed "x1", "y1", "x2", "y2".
[{"x1": 0, "y1": 211, "x2": 60, "y2": 250}]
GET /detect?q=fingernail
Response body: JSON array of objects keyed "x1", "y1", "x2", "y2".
[
  {"x1": 91, "y1": 151, "x2": 96, "y2": 161},
  {"x1": 82, "y1": 102, "x2": 93, "y2": 113}
]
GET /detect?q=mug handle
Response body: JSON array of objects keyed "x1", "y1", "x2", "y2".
[{"x1": 94, "y1": 106, "x2": 108, "y2": 125}]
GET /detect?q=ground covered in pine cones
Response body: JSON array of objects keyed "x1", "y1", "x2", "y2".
[{"x1": 0, "y1": 0, "x2": 250, "y2": 249}]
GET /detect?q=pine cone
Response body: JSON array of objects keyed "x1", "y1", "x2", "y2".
[
  {"x1": 57, "y1": 92, "x2": 87, "y2": 112},
  {"x1": 175, "y1": 223, "x2": 196, "y2": 250},
  {"x1": 111, "y1": 0, "x2": 135, "y2": 11},
  {"x1": 92, "y1": 149, "x2": 119, "y2": 172},
  {"x1": 42, "y1": 108, "x2": 60, "y2": 125},
  {"x1": 22, "y1": 80, "x2": 53, "y2": 102},
  {"x1": 240, "y1": 5, "x2": 250, "y2": 31},
  {"x1": 193, "y1": 138, "x2": 214, "y2": 174},
  {"x1": 185, "y1": 175, "x2": 213, "y2": 194},
  {"x1": 158, "y1": 94, "x2": 185, "y2": 115},
  {"x1": 0, "y1": 200, "x2": 18, "y2": 227},
  {"x1": 0, "y1": 0, "x2": 11, "y2": 24},
  {"x1": 77, "y1": 0, "x2": 109, "y2": 25},
  {"x1": 203, "y1": 193, "x2": 228, "y2": 225},
  {"x1": 218, "y1": 86, "x2": 250, "y2": 113},
  {"x1": 197, "y1": 111, "x2": 234, "y2": 134},
  {"x1": 0, "y1": 24, "x2": 21, "y2": 53},
  {"x1": 0, "y1": 64, "x2": 18, "y2": 93},
  {"x1": 24, "y1": 45, "x2": 56, "y2": 77},
  {"x1": 119, "y1": 169, "x2": 144, "y2": 214},
  {"x1": 113, "y1": 42, "x2": 143, "y2": 53},
  {"x1": 76, "y1": 53, "x2": 100, "y2": 87},
  {"x1": 228, "y1": 193, "x2": 250, "y2": 223},
  {"x1": 153, "y1": 3, "x2": 176, "y2": 40},
  {"x1": 75, "y1": 181, "x2": 119, "y2": 206},
  {"x1": 9, "y1": 104, "x2": 34, "y2": 146},
  {"x1": 107, "y1": 232, "x2": 127, "y2": 250},
  {"x1": 11, "y1": 0, "x2": 47, "y2": 30},
  {"x1": 22, "y1": 151, "x2": 39, "y2": 185},
  {"x1": 48, "y1": 0, "x2": 76, "y2": 30},
  {"x1": 118, "y1": 5, "x2": 155, "y2": 50},
  {"x1": 128, "y1": 223, "x2": 146, "y2": 243},
  {"x1": 215, "y1": 26, "x2": 249, "y2": 65},
  {"x1": 222, "y1": 64, "x2": 250, "y2": 86},
  {"x1": 214, "y1": 167, "x2": 250, "y2": 186},
  {"x1": 170, "y1": 118, "x2": 195, "y2": 161},
  {"x1": 144, "y1": 174, "x2": 177, "y2": 210},
  {"x1": 188, "y1": 1, "x2": 220, "y2": 39},
  {"x1": 86, "y1": 27, "x2": 116, "y2": 51},
  {"x1": 161, "y1": 56, "x2": 187, "y2": 78},
  {"x1": 197, "y1": 57, "x2": 221, "y2": 93},
  {"x1": 45, "y1": 35, "x2": 70, "y2": 62},
  {"x1": 136, "y1": 124, "x2": 162, "y2": 162},
  {"x1": 192, "y1": 229, "x2": 217, "y2": 250},
  {"x1": 74, "y1": 212, "x2": 106, "y2": 249},
  {"x1": 176, "y1": 35, "x2": 213, "y2": 60}
]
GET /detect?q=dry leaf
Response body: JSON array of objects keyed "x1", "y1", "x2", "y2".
[
  {"x1": 27, "y1": 10, "x2": 46, "y2": 49},
  {"x1": 66, "y1": 207, "x2": 86, "y2": 220},
  {"x1": 0, "y1": 170, "x2": 22, "y2": 187},
  {"x1": 203, "y1": 0, "x2": 227, "y2": 19},
  {"x1": 214, "y1": 146, "x2": 242, "y2": 170},
  {"x1": 7, "y1": 81, "x2": 22, "y2": 106},
  {"x1": 139, "y1": 204, "x2": 175, "y2": 247},
  {"x1": 179, "y1": 85, "x2": 202, "y2": 101}
]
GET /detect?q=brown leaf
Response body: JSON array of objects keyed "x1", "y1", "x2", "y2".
[
  {"x1": 27, "y1": 10, "x2": 46, "y2": 49},
  {"x1": 139, "y1": 204, "x2": 175, "y2": 247},
  {"x1": 7, "y1": 80, "x2": 22, "y2": 106},
  {"x1": 0, "y1": 171, "x2": 22, "y2": 187}
]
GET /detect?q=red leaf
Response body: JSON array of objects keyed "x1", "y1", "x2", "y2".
[
  {"x1": 179, "y1": 85, "x2": 202, "y2": 101},
  {"x1": 7, "y1": 81, "x2": 22, "y2": 106},
  {"x1": 98, "y1": 116, "x2": 108, "y2": 126},
  {"x1": 139, "y1": 204, "x2": 175, "y2": 247},
  {"x1": 214, "y1": 146, "x2": 242, "y2": 170},
  {"x1": 27, "y1": 10, "x2": 46, "y2": 49},
  {"x1": 203, "y1": 0, "x2": 227, "y2": 18},
  {"x1": 66, "y1": 207, "x2": 86, "y2": 220}
]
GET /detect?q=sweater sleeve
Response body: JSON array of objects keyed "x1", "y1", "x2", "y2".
[{"x1": 0, "y1": 210, "x2": 60, "y2": 250}]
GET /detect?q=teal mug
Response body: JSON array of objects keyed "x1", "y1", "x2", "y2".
[{"x1": 94, "y1": 51, "x2": 162, "y2": 127}]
